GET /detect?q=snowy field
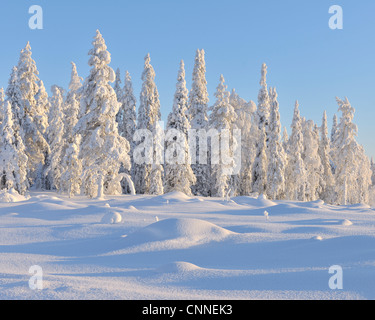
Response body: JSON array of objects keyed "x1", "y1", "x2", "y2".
[{"x1": 0, "y1": 190, "x2": 375, "y2": 300}]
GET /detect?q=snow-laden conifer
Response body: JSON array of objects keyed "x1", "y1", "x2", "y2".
[
  {"x1": 266, "y1": 87, "x2": 287, "y2": 200},
  {"x1": 75, "y1": 30, "x2": 131, "y2": 198},
  {"x1": 252, "y1": 126, "x2": 268, "y2": 196},
  {"x1": 15, "y1": 42, "x2": 49, "y2": 186},
  {"x1": 113, "y1": 68, "x2": 123, "y2": 102},
  {"x1": 115, "y1": 71, "x2": 137, "y2": 193},
  {"x1": 371, "y1": 157, "x2": 375, "y2": 187},
  {"x1": 164, "y1": 60, "x2": 196, "y2": 195},
  {"x1": 209, "y1": 75, "x2": 237, "y2": 198},
  {"x1": 45, "y1": 85, "x2": 65, "y2": 190},
  {"x1": 188, "y1": 49, "x2": 210, "y2": 196},
  {"x1": 134, "y1": 54, "x2": 163, "y2": 194},
  {"x1": 285, "y1": 101, "x2": 306, "y2": 201},
  {"x1": 0, "y1": 100, "x2": 28, "y2": 194},
  {"x1": 319, "y1": 111, "x2": 335, "y2": 203},
  {"x1": 333, "y1": 97, "x2": 371, "y2": 204},
  {"x1": 64, "y1": 62, "x2": 82, "y2": 140},
  {"x1": 302, "y1": 119, "x2": 323, "y2": 201},
  {"x1": 229, "y1": 90, "x2": 256, "y2": 196},
  {"x1": 257, "y1": 63, "x2": 270, "y2": 135},
  {"x1": 60, "y1": 135, "x2": 82, "y2": 197}
]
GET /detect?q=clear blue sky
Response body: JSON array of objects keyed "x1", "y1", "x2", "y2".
[{"x1": 1, "y1": 0, "x2": 374, "y2": 158}]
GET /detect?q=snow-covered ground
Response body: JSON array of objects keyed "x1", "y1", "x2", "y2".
[{"x1": 0, "y1": 191, "x2": 374, "y2": 300}]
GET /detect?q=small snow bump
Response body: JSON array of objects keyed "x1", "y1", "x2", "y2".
[{"x1": 341, "y1": 219, "x2": 353, "y2": 226}]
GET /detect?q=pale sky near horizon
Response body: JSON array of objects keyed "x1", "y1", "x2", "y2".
[{"x1": 1, "y1": 0, "x2": 374, "y2": 159}]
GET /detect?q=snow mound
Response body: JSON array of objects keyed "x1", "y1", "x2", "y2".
[
  {"x1": 0, "y1": 189, "x2": 29, "y2": 203},
  {"x1": 232, "y1": 194, "x2": 276, "y2": 207},
  {"x1": 154, "y1": 191, "x2": 191, "y2": 203},
  {"x1": 347, "y1": 203, "x2": 371, "y2": 209},
  {"x1": 257, "y1": 194, "x2": 277, "y2": 207},
  {"x1": 311, "y1": 235, "x2": 323, "y2": 241},
  {"x1": 310, "y1": 199, "x2": 325, "y2": 208},
  {"x1": 155, "y1": 261, "x2": 201, "y2": 274},
  {"x1": 101, "y1": 212, "x2": 122, "y2": 224},
  {"x1": 101, "y1": 204, "x2": 122, "y2": 224},
  {"x1": 341, "y1": 219, "x2": 353, "y2": 226},
  {"x1": 124, "y1": 218, "x2": 234, "y2": 245}
]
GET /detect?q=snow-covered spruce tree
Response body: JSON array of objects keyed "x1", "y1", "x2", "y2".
[
  {"x1": 282, "y1": 127, "x2": 289, "y2": 154},
  {"x1": 45, "y1": 85, "x2": 65, "y2": 190},
  {"x1": 229, "y1": 90, "x2": 257, "y2": 196},
  {"x1": 60, "y1": 135, "x2": 82, "y2": 197},
  {"x1": 58, "y1": 62, "x2": 82, "y2": 194},
  {"x1": 371, "y1": 157, "x2": 375, "y2": 187},
  {"x1": 209, "y1": 75, "x2": 237, "y2": 198},
  {"x1": 5, "y1": 67, "x2": 22, "y2": 128},
  {"x1": 134, "y1": 53, "x2": 163, "y2": 195},
  {"x1": 331, "y1": 114, "x2": 338, "y2": 143},
  {"x1": 332, "y1": 97, "x2": 371, "y2": 204},
  {"x1": 257, "y1": 63, "x2": 271, "y2": 137},
  {"x1": 113, "y1": 68, "x2": 123, "y2": 103},
  {"x1": 75, "y1": 30, "x2": 131, "y2": 198},
  {"x1": 35, "y1": 80, "x2": 50, "y2": 136},
  {"x1": 117, "y1": 71, "x2": 137, "y2": 193},
  {"x1": 302, "y1": 119, "x2": 323, "y2": 201},
  {"x1": 252, "y1": 126, "x2": 268, "y2": 196},
  {"x1": 64, "y1": 62, "x2": 82, "y2": 140},
  {"x1": 266, "y1": 87, "x2": 287, "y2": 200},
  {"x1": 0, "y1": 88, "x2": 4, "y2": 124},
  {"x1": 149, "y1": 120, "x2": 164, "y2": 195},
  {"x1": 285, "y1": 101, "x2": 306, "y2": 201},
  {"x1": 188, "y1": 49, "x2": 211, "y2": 196},
  {"x1": 371, "y1": 158, "x2": 375, "y2": 206},
  {"x1": 164, "y1": 60, "x2": 196, "y2": 195},
  {"x1": 251, "y1": 63, "x2": 271, "y2": 196},
  {"x1": 0, "y1": 100, "x2": 28, "y2": 194},
  {"x1": 15, "y1": 42, "x2": 49, "y2": 186},
  {"x1": 33, "y1": 80, "x2": 53, "y2": 189},
  {"x1": 118, "y1": 71, "x2": 137, "y2": 142},
  {"x1": 319, "y1": 111, "x2": 335, "y2": 203}
]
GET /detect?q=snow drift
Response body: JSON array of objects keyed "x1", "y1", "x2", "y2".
[{"x1": 122, "y1": 218, "x2": 234, "y2": 250}]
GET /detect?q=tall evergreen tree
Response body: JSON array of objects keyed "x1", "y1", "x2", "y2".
[
  {"x1": 252, "y1": 126, "x2": 268, "y2": 196},
  {"x1": 134, "y1": 54, "x2": 163, "y2": 194},
  {"x1": 75, "y1": 30, "x2": 131, "y2": 198},
  {"x1": 266, "y1": 87, "x2": 287, "y2": 200},
  {"x1": 229, "y1": 90, "x2": 256, "y2": 196},
  {"x1": 319, "y1": 111, "x2": 335, "y2": 203},
  {"x1": 282, "y1": 127, "x2": 289, "y2": 154},
  {"x1": 209, "y1": 75, "x2": 237, "y2": 198},
  {"x1": 257, "y1": 63, "x2": 271, "y2": 135},
  {"x1": 45, "y1": 85, "x2": 65, "y2": 190},
  {"x1": 64, "y1": 62, "x2": 82, "y2": 140},
  {"x1": 164, "y1": 60, "x2": 196, "y2": 195},
  {"x1": 60, "y1": 135, "x2": 82, "y2": 197},
  {"x1": 0, "y1": 101, "x2": 28, "y2": 194},
  {"x1": 118, "y1": 71, "x2": 137, "y2": 142},
  {"x1": 285, "y1": 101, "x2": 306, "y2": 201},
  {"x1": 5, "y1": 67, "x2": 22, "y2": 127},
  {"x1": 116, "y1": 71, "x2": 137, "y2": 193},
  {"x1": 371, "y1": 157, "x2": 375, "y2": 187},
  {"x1": 331, "y1": 114, "x2": 338, "y2": 143},
  {"x1": 302, "y1": 119, "x2": 323, "y2": 201},
  {"x1": 188, "y1": 49, "x2": 210, "y2": 196},
  {"x1": 333, "y1": 97, "x2": 371, "y2": 204},
  {"x1": 14, "y1": 42, "x2": 49, "y2": 186},
  {"x1": 0, "y1": 88, "x2": 4, "y2": 124},
  {"x1": 113, "y1": 68, "x2": 123, "y2": 102}
]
